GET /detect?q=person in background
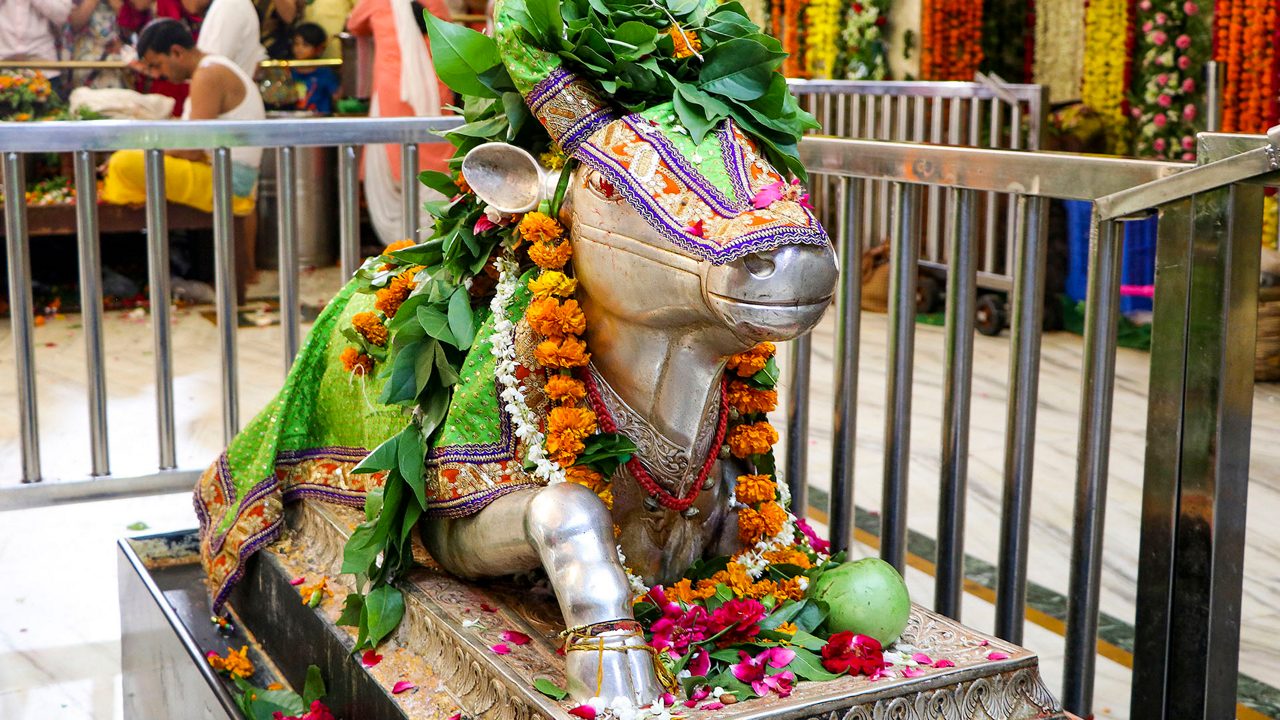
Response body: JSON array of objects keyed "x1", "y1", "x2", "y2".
[
  {"x1": 290, "y1": 22, "x2": 340, "y2": 114},
  {"x1": 191, "y1": 0, "x2": 266, "y2": 78},
  {"x1": 0, "y1": 0, "x2": 74, "y2": 83},
  {"x1": 257, "y1": 0, "x2": 299, "y2": 59},
  {"x1": 64, "y1": 0, "x2": 130, "y2": 89},
  {"x1": 102, "y1": 19, "x2": 265, "y2": 216},
  {"x1": 117, "y1": 0, "x2": 201, "y2": 114},
  {"x1": 303, "y1": 0, "x2": 353, "y2": 59},
  {"x1": 347, "y1": 0, "x2": 451, "y2": 244}
]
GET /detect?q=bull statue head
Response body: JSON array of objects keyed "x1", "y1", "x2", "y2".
[{"x1": 416, "y1": 17, "x2": 838, "y2": 701}]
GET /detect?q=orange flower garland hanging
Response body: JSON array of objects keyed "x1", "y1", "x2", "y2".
[{"x1": 920, "y1": 0, "x2": 984, "y2": 80}]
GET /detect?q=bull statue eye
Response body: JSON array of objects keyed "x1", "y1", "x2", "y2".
[{"x1": 743, "y1": 252, "x2": 776, "y2": 278}]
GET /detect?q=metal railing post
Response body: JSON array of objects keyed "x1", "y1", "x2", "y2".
[
  {"x1": 1063, "y1": 214, "x2": 1124, "y2": 715},
  {"x1": 881, "y1": 182, "x2": 922, "y2": 572},
  {"x1": 830, "y1": 178, "x2": 863, "y2": 552},
  {"x1": 276, "y1": 147, "x2": 301, "y2": 369},
  {"x1": 144, "y1": 150, "x2": 177, "y2": 470},
  {"x1": 212, "y1": 148, "x2": 239, "y2": 443},
  {"x1": 4, "y1": 152, "x2": 41, "y2": 482},
  {"x1": 401, "y1": 142, "x2": 420, "y2": 243},
  {"x1": 74, "y1": 150, "x2": 110, "y2": 476},
  {"x1": 339, "y1": 144, "x2": 360, "y2": 278},
  {"x1": 784, "y1": 334, "x2": 812, "y2": 518},
  {"x1": 995, "y1": 194, "x2": 1048, "y2": 644}
]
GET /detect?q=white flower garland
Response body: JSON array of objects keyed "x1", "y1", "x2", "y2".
[{"x1": 489, "y1": 250, "x2": 567, "y2": 486}]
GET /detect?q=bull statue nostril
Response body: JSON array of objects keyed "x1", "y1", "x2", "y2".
[{"x1": 743, "y1": 252, "x2": 776, "y2": 279}]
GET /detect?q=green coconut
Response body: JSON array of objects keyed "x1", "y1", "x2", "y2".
[{"x1": 812, "y1": 558, "x2": 911, "y2": 646}]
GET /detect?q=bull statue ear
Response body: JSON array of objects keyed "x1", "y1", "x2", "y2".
[{"x1": 461, "y1": 142, "x2": 549, "y2": 215}]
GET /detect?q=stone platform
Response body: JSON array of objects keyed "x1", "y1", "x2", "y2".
[{"x1": 234, "y1": 500, "x2": 1066, "y2": 720}]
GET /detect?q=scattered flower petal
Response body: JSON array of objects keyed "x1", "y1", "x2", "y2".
[
  {"x1": 500, "y1": 630, "x2": 531, "y2": 646},
  {"x1": 661, "y1": 693, "x2": 676, "y2": 706},
  {"x1": 462, "y1": 618, "x2": 483, "y2": 629},
  {"x1": 490, "y1": 643, "x2": 511, "y2": 655},
  {"x1": 911, "y1": 653, "x2": 932, "y2": 665},
  {"x1": 480, "y1": 603, "x2": 498, "y2": 613},
  {"x1": 701, "y1": 702, "x2": 724, "y2": 710},
  {"x1": 932, "y1": 659, "x2": 956, "y2": 669},
  {"x1": 474, "y1": 215, "x2": 498, "y2": 234},
  {"x1": 902, "y1": 666, "x2": 926, "y2": 678},
  {"x1": 290, "y1": 577, "x2": 306, "y2": 586},
  {"x1": 987, "y1": 651, "x2": 1010, "y2": 661},
  {"x1": 752, "y1": 181, "x2": 784, "y2": 209},
  {"x1": 361, "y1": 650, "x2": 383, "y2": 668},
  {"x1": 391, "y1": 680, "x2": 416, "y2": 694},
  {"x1": 448, "y1": 714, "x2": 462, "y2": 720},
  {"x1": 568, "y1": 705, "x2": 597, "y2": 719},
  {"x1": 798, "y1": 193, "x2": 814, "y2": 210},
  {"x1": 684, "y1": 219, "x2": 706, "y2": 238}
]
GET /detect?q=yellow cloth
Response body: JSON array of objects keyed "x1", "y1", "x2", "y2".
[
  {"x1": 100, "y1": 150, "x2": 256, "y2": 216},
  {"x1": 306, "y1": 0, "x2": 356, "y2": 59}
]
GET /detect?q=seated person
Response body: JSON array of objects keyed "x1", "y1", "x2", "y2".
[
  {"x1": 101, "y1": 19, "x2": 265, "y2": 216},
  {"x1": 290, "y1": 22, "x2": 340, "y2": 114}
]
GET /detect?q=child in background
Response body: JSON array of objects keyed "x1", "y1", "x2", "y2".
[{"x1": 290, "y1": 23, "x2": 340, "y2": 114}]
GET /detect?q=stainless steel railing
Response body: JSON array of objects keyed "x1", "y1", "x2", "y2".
[{"x1": 0, "y1": 116, "x2": 461, "y2": 505}]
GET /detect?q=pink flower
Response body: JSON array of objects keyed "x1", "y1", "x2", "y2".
[
  {"x1": 569, "y1": 705, "x2": 597, "y2": 719},
  {"x1": 730, "y1": 647, "x2": 797, "y2": 697},
  {"x1": 1156, "y1": 73, "x2": 1169, "y2": 86},
  {"x1": 1131, "y1": 107, "x2": 1143, "y2": 118},
  {"x1": 1182, "y1": 152, "x2": 1196, "y2": 161},
  {"x1": 690, "y1": 686, "x2": 712, "y2": 702},
  {"x1": 987, "y1": 651, "x2": 1010, "y2": 661},
  {"x1": 448, "y1": 715, "x2": 461, "y2": 720},
  {"x1": 1182, "y1": 135, "x2": 1195, "y2": 149},
  {"x1": 661, "y1": 693, "x2": 676, "y2": 706},
  {"x1": 391, "y1": 680, "x2": 417, "y2": 694},
  {"x1": 1182, "y1": 78, "x2": 1196, "y2": 93},
  {"x1": 273, "y1": 700, "x2": 337, "y2": 720},
  {"x1": 1142, "y1": 20, "x2": 1154, "y2": 32},
  {"x1": 685, "y1": 219, "x2": 706, "y2": 238},
  {"x1": 1157, "y1": 94, "x2": 1173, "y2": 108},
  {"x1": 902, "y1": 666, "x2": 927, "y2": 678},
  {"x1": 1154, "y1": 114, "x2": 1168, "y2": 128},
  {"x1": 1183, "y1": 104, "x2": 1197, "y2": 121},
  {"x1": 798, "y1": 193, "x2": 814, "y2": 211},
  {"x1": 932, "y1": 659, "x2": 956, "y2": 669},
  {"x1": 1155, "y1": 11, "x2": 1168, "y2": 23},
  {"x1": 650, "y1": 603, "x2": 710, "y2": 657},
  {"x1": 686, "y1": 646, "x2": 712, "y2": 677},
  {"x1": 1154, "y1": 138, "x2": 1167, "y2": 152},
  {"x1": 708, "y1": 598, "x2": 767, "y2": 647},
  {"x1": 752, "y1": 181, "x2": 785, "y2": 209},
  {"x1": 1151, "y1": 30, "x2": 1168, "y2": 45},
  {"x1": 290, "y1": 577, "x2": 306, "y2": 586},
  {"x1": 1184, "y1": 0, "x2": 1199, "y2": 13},
  {"x1": 1139, "y1": 0, "x2": 1152, "y2": 8},
  {"x1": 1178, "y1": 55, "x2": 1191, "y2": 69},
  {"x1": 821, "y1": 631, "x2": 887, "y2": 676},
  {"x1": 490, "y1": 643, "x2": 511, "y2": 655},
  {"x1": 911, "y1": 653, "x2": 932, "y2": 665},
  {"x1": 1176, "y1": 34, "x2": 1192, "y2": 49},
  {"x1": 474, "y1": 215, "x2": 498, "y2": 234},
  {"x1": 500, "y1": 630, "x2": 532, "y2": 646},
  {"x1": 361, "y1": 650, "x2": 383, "y2": 668},
  {"x1": 796, "y1": 518, "x2": 831, "y2": 553}
]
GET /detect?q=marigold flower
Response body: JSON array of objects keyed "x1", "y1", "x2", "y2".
[
  {"x1": 668, "y1": 25, "x2": 702, "y2": 58},
  {"x1": 534, "y1": 335, "x2": 591, "y2": 368},
  {"x1": 726, "y1": 342, "x2": 776, "y2": 377},
  {"x1": 340, "y1": 346, "x2": 374, "y2": 375},
  {"x1": 566, "y1": 464, "x2": 607, "y2": 491},
  {"x1": 763, "y1": 547, "x2": 813, "y2": 569},
  {"x1": 207, "y1": 645, "x2": 255, "y2": 679},
  {"x1": 726, "y1": 380, "x2": 778, "y2": 415},
  {"x1": 727, "y1": 421, "x2": 779, "y2": 458},
  {"x1": 774, "y1": 576, "x2": 806, "y2": 601},
  {"x1": 735, "y1": 474, "x2": 777, "y2": 505},
  {"x1": 666, "y1": 577, "x2": 718, "y2": 605},
  {"x1": 519, "y1": 211, "x2": 564, "y2": 245},
  {"x1": 352, "y1": 311, "x2": 388, "y2": 347},
  {"x1": 545, "y1": 374, "x2": 587, "y2": 404},
  {"x1": 758, "y1": 501, "x2": 788, "y2": 538},
  {"x1": 456, "y1": 172, "x2": 472, "y2": 195},
  {"x1": 385, "y1": 239, "x2": 416, "y2": 253},
  {"x1": 545, "y1": 406, "x2": 597, "y2": 463},
  {"x1": 540, "y1": 149, "x2": 567, "y2": 170},
  {"x1": 529, "y1": 240, "x2": 573, "y2": 270},
  {"x1": 776, "y1": 622, "x2": 798, "y2": 636},
  {"x1": 374, "y1": 270, "x2": 417, "y2": 317},
  {"x1": 738, "y1": 506, "x2": 768, "y2": 544},
  {"x1": 527, "y1": 270, "x2": 578, "y2": 299}
]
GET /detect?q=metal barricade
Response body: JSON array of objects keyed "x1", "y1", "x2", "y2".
[{"x1": 0, "y1": 116, "x2": 460, "y2": 505}]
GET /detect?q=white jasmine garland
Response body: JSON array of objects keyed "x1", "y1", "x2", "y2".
[
  {"x1": 489, "y1": 251, "x2": 567, "y2": 486},
  {"x1": 616, "y1": 544, "x2": 650, "y2": 598}
]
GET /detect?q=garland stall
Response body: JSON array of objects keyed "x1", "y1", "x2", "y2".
[
  {"x1": 1129, "y1": 0, "x2": 1210, "y2": 160},
  {"x1": 1080, "y1": 0, "x2": 1135, "y2": 152},
  {"x1": 1214, "y1": 0, "x2": 1280, "y2": 248},
  {"x1": 920, "y1": 0, "x2": 985, "y2": 80}
]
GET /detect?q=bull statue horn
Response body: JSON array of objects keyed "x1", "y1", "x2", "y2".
[
  {"x1": 492, "y1": 0, "x2": 617, "y2": 155},
  {"x1": 461, "y1": 142, "x2": 561, "y2": 214}
]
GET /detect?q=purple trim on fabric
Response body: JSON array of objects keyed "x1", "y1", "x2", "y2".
[
  {"x1": 623, "y1": 115, "x2": 745, "y2": 215},
  {"x1": 209, "y1": 473, "x2": 278, "y2": 556},
  {"x1": 528, "y1": 67, "x2": 576, "y2": 113},
  {"x1": 217, "y1": 453, "x2": 236, "y2": 510},
  {"x1": 576, "y1": 143, "x2": 829, "y2": 264},
  {"x1": 424, "y1": 481, "x2": 544, "y2": 518},
  {"x1": 428, "y1": 393, "x2": 516, "y2": 464},
  {"x1": 283, "y1": 485, "x2": 369, "y2": 508},
  {"x1": 210, "y1": 514, "x2": 284, "y2": 613},
  {"x1": 718, "y1": 120, "x2": 753, "y2": 203},
  {"x1": 560, "y1": 107, "x2": 617, "y2": 155},
  {"x1": 276, "y1": 445, "x2": 371, "y2": 465}
]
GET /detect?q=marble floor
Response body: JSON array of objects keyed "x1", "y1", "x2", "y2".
[{"x1": 1, "y1": 265, "x2": 1277, "y2": 719}]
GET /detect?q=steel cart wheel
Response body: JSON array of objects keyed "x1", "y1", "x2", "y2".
[{"x1": 975, "y1": 293, "x2": 1006, "y2": 336}]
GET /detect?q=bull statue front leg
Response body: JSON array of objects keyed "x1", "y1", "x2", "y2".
[{"x1": 422, "y1": 483, "x2": 664, "y2": 705}]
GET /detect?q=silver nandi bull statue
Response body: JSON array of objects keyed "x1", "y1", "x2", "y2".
[{"x1": 196, "y1": 0, "x2": 837, "y2": 706}]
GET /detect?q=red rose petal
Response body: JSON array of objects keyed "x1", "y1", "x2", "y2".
[
  {"x1": 391, "y1": 681, "x2": 416, "y2": 694},
  {"x1": 289, "y1": 577, "x2": 306, "y2": 586},
  {"x1": 902, "y1": 666, "x2": 926, "y2": 678},
  {"x1": 911, "y1": 653, "x2": 932, "y2": 665},
  {"x1": 702, "y1": 702, "x2": 725, "y2": 710},
  {"x1": 361, "y1": 650, "x2": 383, "y2": 668},
  {"x1": 500, "y1": 630, "x2": 531, "y2": 646},
  {"x1": 490, "y1": 643, "x2": 511, "y2": 655},
  {"x1": 987, "y1": 651, "x2": 1010, "y2": 661},
  {"x1": 933, "y1": 659, "x2": 956, "y2": 669},
  {"x1": 480, "y1": 603, "x2": 498, "y2": 613},
  {"x1": 447, "y1": 714, "x2": 461, "y2": 720},
  {"x1": 568, "y1": 705, "x2": 597, "y2": 719}
]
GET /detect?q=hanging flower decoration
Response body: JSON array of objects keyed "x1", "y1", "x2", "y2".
[
  {"x1": 1081, "y1": 0, "x2": 1133, "y2": 153},
  {"x1": 921, "y1": 0, "x2": 984, "y2": 80},
  {"x1": 804, "y1": 0, "x2": 842, "y2": 78},
  {"x1": 1130, "y1": 0, "x2": 1209, "y2": 160},
  {"x1": 835, "y1": 0, "x2": 890, "y2": 80}
]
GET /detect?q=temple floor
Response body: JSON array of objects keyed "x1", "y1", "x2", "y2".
[{"x1": 1, "y1": 265, "x2": 1277, "y2": 719}]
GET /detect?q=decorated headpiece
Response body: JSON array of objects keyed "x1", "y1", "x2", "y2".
[{"x1": 427, "y1": 0, "x2": 829, "y2": 265}]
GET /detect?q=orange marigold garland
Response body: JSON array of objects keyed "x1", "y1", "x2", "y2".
[{"x1": 920, "y1": 0, "x2": 984, "y2": 80}]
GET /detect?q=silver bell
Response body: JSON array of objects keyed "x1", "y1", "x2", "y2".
[
  {"x1": 683, "y1": 506, "x2": 699, "y2": 518},
  {"x1": 643, "y1": 496, "x2": 661, "y2": 512}
]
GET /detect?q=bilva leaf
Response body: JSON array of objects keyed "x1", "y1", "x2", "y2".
[
  {"x1": 447, "y1": 287, "x2": 476, "y2": 350},
  {"x1": 534, "y1": 678, "x2": 569, "y2": 700},
  {"x1": 397, "y1": 424, "x2": 427, "y2": 510},
  {"x1": 424, "y1": 14, "x2": 501, "y2": 98},
  {"x1": 363, "y1": 585, "x2": 406, "y2": 648},
  {"x1": 353, "y1": 434, "x2": 399, "y2": 474}
]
